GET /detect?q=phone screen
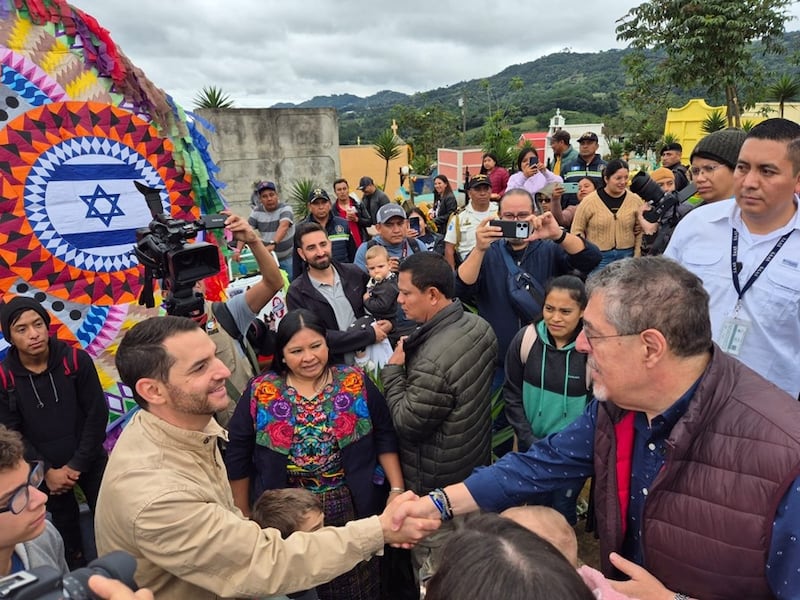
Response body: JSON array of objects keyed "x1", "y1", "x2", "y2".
[{"x1": 409, "y1": 218, "x2": 421, "y2": 233}]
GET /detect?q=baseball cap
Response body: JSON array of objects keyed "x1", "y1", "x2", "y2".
[
  {"x1": 468, "y1": 173, "x2": 491, "y2": 188},
  {"x1": 308, "y1": 188, "x2": 330, "y2": 203},
  {"x1": 376, "y1": 203, "x2": 407, "y2": 223},
  {"x1": 357, "y1": 176, "x2": 374, "y2": 190},
  {"x1": 537, "y1": 183, "x2": 557, "y2": 199},
  {"x1": 577, "y1": 132, "x2": 599, "y2": 143},
  {"x1": 256, "y1": 181, "x2": 277, "y2": 193}
]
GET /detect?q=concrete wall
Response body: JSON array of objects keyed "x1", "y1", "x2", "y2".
[{"x1": 195, "y1": 108, "x2": 340, "y2": 218}]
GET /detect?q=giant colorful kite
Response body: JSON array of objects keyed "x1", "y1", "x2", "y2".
[{"x1": 0, "y1": 0, "x2": 229, "y2": 445}]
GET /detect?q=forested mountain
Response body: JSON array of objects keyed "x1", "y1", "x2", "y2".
[{"x1": 273, "y1": 32, "x2": 800, "y2": 145}]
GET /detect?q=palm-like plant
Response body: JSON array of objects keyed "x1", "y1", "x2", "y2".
[
  {"x1": 193, "y1": 86, "x2": 234, "y2": 109},
  {"x1": 701, "y1": 110, "x2": 727, "y2": 134},
  {"x1": 288, "y1": 178, "x2": 318, "y2": 220},
  {"x1": 659, "y1": 132, "x2": 680, "y2": 148},
  {"x1": 373, "y1": 129, "x2": 403, "y2": 190},
  {"x1": 767, "y1": 74, "x2": 800, "y2": 119},
  {"x1": 741, "y1": 119, "x2": 757, "y2": 133}
]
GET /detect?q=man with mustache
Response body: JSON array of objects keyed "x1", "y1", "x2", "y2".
[{"x1": 393, "y1": 257, "x2": 800, "y2": 600}]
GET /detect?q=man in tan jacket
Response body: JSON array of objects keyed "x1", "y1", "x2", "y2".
[{"x1": 95, "y1": 315, "x2": 437, "y2": 600}]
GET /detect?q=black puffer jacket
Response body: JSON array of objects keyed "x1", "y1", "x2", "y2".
[{"x1": 381, "y1": 300, "x2": 497, "y2": 493}]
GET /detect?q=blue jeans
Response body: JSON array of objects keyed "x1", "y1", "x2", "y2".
[
  {"x1": 278, "y1": 255, "x2": 293, "y2": 280},
  {"x1": 591, "y1": 248, "x2": 634, "y2": 276}
]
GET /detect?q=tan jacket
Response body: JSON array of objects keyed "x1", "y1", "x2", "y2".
[
  {"x1": 95, "y1": 410, "x2": 384, "y2": 600},
  {"x1": 570, "y1": 190, "x2": 644, "y2": 255}
]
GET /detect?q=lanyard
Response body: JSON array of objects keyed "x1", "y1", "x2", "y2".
[{"x1": 730, "y1": 228, "x2": 792, "y2": 300}]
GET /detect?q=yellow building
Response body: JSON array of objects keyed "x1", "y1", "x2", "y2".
[
  {"x1": 339, "y1": 143, "x2": 410, "y2": 201},
  {"x1": 664, "y1": 98, "x2": 800, "y2": 158}
]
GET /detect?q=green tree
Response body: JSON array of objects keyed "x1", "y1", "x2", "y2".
[
  {"x1": 193, "y1": 86, "x2": 234, "y2": 109},
  {"x1": 372, "y1": 129, "x2": 403, "y2": 190},
  {"x1": 767, "y1": 74, "x2": 800, "y2": 118},
  {"x1": 390, "y1": 105, "x2": 459, "y2": 172},
  {"x1": 482, "y1": 111, "x2": 517, "y2": 169},
  {"x1": 480, "y1": 77, "x2": 526, "y2": 169},
  {"x1": 616, "y1": 0, "x2": 792, "y2": 127}
]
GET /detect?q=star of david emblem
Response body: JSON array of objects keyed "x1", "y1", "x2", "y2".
[{"x1": 80, "y1": 184, "x2": 125, "y2": 227}]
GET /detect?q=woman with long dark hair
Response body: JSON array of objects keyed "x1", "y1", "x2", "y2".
[
  {"x1": 480, "y1": 152, "x2": 510, "y2": 201},
  {"x1": 506, "y1": 147, "x2": 562, "y2": 200},
  {"x1": 225, "y1": 309, "x2": 403, "y2": 600},
  {"x1": 430, "y1": 174, "x2": 458, "y2": 233},
  {"x1": 407, "y1": 206, "x2": 444, "y2": 255}
]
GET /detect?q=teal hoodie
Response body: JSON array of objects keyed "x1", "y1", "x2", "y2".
[{"x1": 503, "y1": 319, "x2": 589, "y2": 451}]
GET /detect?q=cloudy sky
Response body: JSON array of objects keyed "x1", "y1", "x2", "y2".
[{"x1": 73, "y1": 1, "x2": 800, "y2": 110}]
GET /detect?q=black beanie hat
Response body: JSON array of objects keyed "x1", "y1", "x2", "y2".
[
  {"x1": 690, "y1": 129, "x2": 747, "y2": 170},
  {"x1": 0, "y1": 297, "x2": 51, "y2": 338}
]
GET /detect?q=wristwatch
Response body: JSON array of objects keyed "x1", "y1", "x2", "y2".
[{"x1": 553, "y1": 227, "x2": 568, "y2": 244}]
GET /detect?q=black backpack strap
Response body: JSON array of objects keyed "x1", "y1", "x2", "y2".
[
  {"x1": 212, "y1": 302, "x2": 243, "y2": 342},
  {"x1": 211, "y1": 302, "x2": 260, "y2": 375}
]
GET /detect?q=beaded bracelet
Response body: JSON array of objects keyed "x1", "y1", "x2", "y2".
[{"x1": 428, "y1": 488, "x2": 454, "y2": 521}]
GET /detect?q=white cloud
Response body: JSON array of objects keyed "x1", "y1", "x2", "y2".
[{"x1": 71, "y1": 0, "x2": 800, "y2": 110}]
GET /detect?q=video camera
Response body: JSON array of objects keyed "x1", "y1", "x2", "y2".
[
  {"x1": 0, "y1": 551, "x2": 137, "y2": 600},
  {"x1": 133, "y1": 181, "x2": 226, "y2": 317},
  {"x1": 629, "y1": 171, "x2": 698, "y2": 255},
  {"x1": 629, "y1": 171, "x2": 696, "y2": 224}
]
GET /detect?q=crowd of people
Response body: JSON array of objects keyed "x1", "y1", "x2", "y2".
[{"x1": 1, "y1": 118, "x2": 799, "y2": 600}]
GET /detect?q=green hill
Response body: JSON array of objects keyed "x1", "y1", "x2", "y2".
[{"x1": 274, "y1": 31, "x2": 800, "y2": 145}]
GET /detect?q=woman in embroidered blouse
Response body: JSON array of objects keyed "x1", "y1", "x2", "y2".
[
  {"x1": 225, "y1": 309, "x2": 403, "y2": 600},
  {"x1": 570, "y1": 159, "x2": 645, "y2": 273}
]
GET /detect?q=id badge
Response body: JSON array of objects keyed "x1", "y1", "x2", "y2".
[{"x1": 719, "y1": 316, "x2": 750, "y2": 356}]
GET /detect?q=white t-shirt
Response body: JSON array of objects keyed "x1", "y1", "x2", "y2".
[{"x1": 444, "y1": 202, "x2": 498, "y2": 260}]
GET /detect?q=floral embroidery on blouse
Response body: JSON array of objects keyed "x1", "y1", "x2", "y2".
[{"x1": 250, "y1": 365, "x2": 373, "y2": 455}]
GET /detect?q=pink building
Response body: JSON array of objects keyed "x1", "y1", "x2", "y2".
[{"x1": 518, "y1": 132, "x2": 548, "y2": 161}]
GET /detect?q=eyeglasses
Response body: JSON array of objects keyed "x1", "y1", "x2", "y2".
[
  {"x1": 582, "y1": 331, "x2": 642, "y2": 349},
  {"x1": 690, "y1": 164, "x2": 725, "y2": 177},
  {"x1": 0, "y1": 461, "x2": 44, "y2": 515},
  {"x1": 500, "y1": 212, "x2": 533, "y2": 221}
]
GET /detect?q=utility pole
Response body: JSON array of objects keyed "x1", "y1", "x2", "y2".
[{"x1": 459, "y1": 94, "x2": 466, "y2": 147}]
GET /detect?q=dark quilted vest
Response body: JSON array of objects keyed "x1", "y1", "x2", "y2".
[{"x1": 594, "y1": 347, "x2": 800, "y2": 600}]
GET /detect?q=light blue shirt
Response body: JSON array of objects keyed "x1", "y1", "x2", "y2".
[{"x1": 664, "y1": 198, "x2": 800, "y2": 398}]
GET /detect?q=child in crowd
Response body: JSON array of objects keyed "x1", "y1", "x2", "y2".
[
  {"x1": 352, "y1": 244, "x2": 398, "y2": 370},
  {"x1": 251, "y1": 488, "x2": 324, "y2": 600},
  {"x1": 501, "y1": 506, "x2": 635, "y2": 599},
  {"x1": 362, "y1": 244, "x2": 399, "y2": 324}
]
